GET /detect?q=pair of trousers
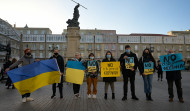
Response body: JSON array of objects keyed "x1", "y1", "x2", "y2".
[
  {"x1": 143, "y1": 74, "x2": 153, "y2": 93},
  {"x1": 73, "y1": 83, "x2": 80, "y2": 94},
  {"x1": 105, "y1": 82, "x2": 114, "y2": 93},
  {"x1": 52, "y1": 83, "x2": 63, "y2": 96},
  {"x1": 123, "y1": 75, "x2": 136, "y2": 97},
  {"x1": 87, "y1": 77, "x2": 97, "y2": 95},
  {"x1": 167, "y1": 79, "x2": 183, "y2": 99},
  {"x1": 22, "y1": 93, "x2": 30, "y2": 98},
  {"x1": 158, "y1": 72, "x2": 163, "y2": 79}
]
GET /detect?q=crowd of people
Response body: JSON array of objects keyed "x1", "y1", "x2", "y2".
[{"x1": 0, "y1": 45, "x2": 185, "y2": 103}]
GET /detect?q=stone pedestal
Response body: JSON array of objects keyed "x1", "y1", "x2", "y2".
[{"x1": 65, "y1": 27, "x2": 81, "y2": 59}]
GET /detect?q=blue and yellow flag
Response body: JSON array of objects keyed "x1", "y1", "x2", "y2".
[
  {"x1": 66, "y1": 61, "x2": 86, "y2": 85},
  {"x1": 7, "y1": 59, "x2": 61, "y2": 95}
]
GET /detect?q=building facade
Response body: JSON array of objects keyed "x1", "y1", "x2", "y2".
[
  {"x1": 14, "y1": 27, "x2": 190, "y2": 64},
  {"x1": 0, "y1": 18, "x2": 20, "y2": 65}
]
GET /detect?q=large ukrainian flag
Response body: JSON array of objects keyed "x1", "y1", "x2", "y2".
[
  {"x1": 7, "y1": 59, "x2": 61, "y2": 95},
  {"x1": 66, "y1": 61, "x2": 86, "y2": 85}
]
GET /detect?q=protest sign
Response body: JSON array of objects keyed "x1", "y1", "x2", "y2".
[
  {"x1": 125, "y1": 57, "x2": 134, "y2": 69},
  {"x1": 144, "y1": 62, "x2": 154, "y2": 75},
  {"x1": 160, "y1": 53, "x2": 185, "y2": 71},
  {"x1": 87, "y1": 60, "x2": 97, "y2": 73},
  {"x1": 101, "y1": 62, "x2": 121, "y2": 77}
]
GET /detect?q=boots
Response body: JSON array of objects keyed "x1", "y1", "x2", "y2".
[
  {"x1": 104, "y1": 93, "x2": 107, "y2": 100},
  {"x1": 112, "y1": 93, "x2": 115, "y2": 99},
  {"x1": 148, "y1": 93, "x2": 153, "y2": 101},
  {"x1": 146, "y1": 93, "x2": 149, "y2": 100}
]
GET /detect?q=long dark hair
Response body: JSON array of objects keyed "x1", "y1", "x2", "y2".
[
  {"x1": 142, "y1": 48, "x2": 156, "y2": 63},
  {"x1": 105, "y1": 51, "x2": 114, "y2": 60}
]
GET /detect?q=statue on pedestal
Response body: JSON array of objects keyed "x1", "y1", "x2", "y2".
[{"x1": 66, "y1": 3, "x2": 80, "y2": 27}]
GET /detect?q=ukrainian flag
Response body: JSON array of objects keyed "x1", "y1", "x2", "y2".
[
  {"x1": 66, "y1": 61, "x2": 86, "y2": 85},
  {"x1": 7, "y1": 59, "x2": 61, "y2": 95}
]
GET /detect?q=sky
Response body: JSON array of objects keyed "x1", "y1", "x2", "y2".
[{"x1": 0, "y1": 0, "x2": 190, "y2": 34}]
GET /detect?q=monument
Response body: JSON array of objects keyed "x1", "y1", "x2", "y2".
[{"x1": 66, "y1": 3, "x2": 81, "y2": 59}]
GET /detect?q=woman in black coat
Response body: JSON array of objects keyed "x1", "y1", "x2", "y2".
[{"x1": 102, "y1": 51, "x2": 116, "y2": 100}]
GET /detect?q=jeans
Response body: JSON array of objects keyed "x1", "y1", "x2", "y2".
[
  {"x1": 167, "y1": 79, "x2": 183, "y2": 99},
  {"x1": 22, "y1": 93, "x2": 30, "y2": 98},
  {"x1": 143, "y1": 74, "x2": 153, "y2": 93}
]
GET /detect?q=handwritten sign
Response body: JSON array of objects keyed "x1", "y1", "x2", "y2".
[
  {"x1": 160, "y1": 53, "x2": 185, "y2": 71},
  {"x1": 144, "y1": 62, "x2": 154, "y2": 75},
  {"x1": 125, "y1": 57, "x2": 134, "y2": 69},
  {"x1": 87, "y1": 60, "x2": 97, "y2": 73},
  {"x1": 101, "y1": 62, "x2": 121, "y2": 77}
]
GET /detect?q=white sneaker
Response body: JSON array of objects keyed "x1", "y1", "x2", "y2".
[
  {"x1": 22, "y1": 97, "x2": 26, "y2": 103},
  {"x1": 26, "y1": 97, "x2": 34, "y2": 101},
  {"x1": 92, "y1": 95, "x2": 96, "y2": 99},
  {"x1": 88, "y1": 94, "x2": 91, "y2": 98}
]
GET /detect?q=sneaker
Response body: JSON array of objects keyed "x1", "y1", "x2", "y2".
[
  {"x1": 22, "y1": 97, "x2": 26, "y2": 103},
  {"x1": 179, "y1": 98, "x2": 184, "y2": 103},
  {"x1": 88, "y1": 94, "x2": 91, "y2": 98},
  {"x1": 26, "y1": 97, "x2": 34, "y2": 102},
  {"x1": 92, "y1": 95, "x2": 96, "y2": 99},
  {"x1": 169, "y1": 98, "x2": 173, "y2": 102}
]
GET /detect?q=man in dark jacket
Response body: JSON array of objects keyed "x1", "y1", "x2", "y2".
[
  {"x1": 166, "y1": 50, "x2": 184, "y2": 103},
  {"x1": 50, "y1": 49, "x2": 64, "y2": 99},
  {"x1": 119, "y1": 45, "x2": 140, "y2": 101}
]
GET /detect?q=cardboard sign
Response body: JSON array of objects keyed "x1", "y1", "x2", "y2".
[
  {"x1": 87, "y1": 60, "x2": 97, "y2": 73},
  {"x1": 101, "y1": 62, "x2": 121, "y2": 77},
  {"x1": 160, "y1": 53, "x2": 185, "y2": 71},
  {"x1": 125, "y1": 57, "x2": 134, "y2": 69},
  {"x1": 144, "y1": 62, "x2": 154, "y2": 75}
]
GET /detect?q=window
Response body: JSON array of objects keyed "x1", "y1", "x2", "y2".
[
  {"x1": 179, "y1": 46, "x2": 183, "y2": 51},
  {"x1": 120, "y1": 45, "x2": 124, "y2": 51},
  {"x1": 135, "y1": 45, "x2": 138, "y2": 51},
  {"x1": 32, "y1": 53, "x2": 35, "y2": 58},
  {"x1": 27, "y1": 30, "x2": 30, "y2": 34},
  {"x1": 57, "y1": 45, "x2": 60, "y2": 50},
  {"x1": 112, "y1": 44, "x2": 115, "y2": 50},
  {"x1": 143, "y1": 45, "x2": 147, "y2": 50},
  {"x1": 48, "y1": 53, "x2": 52, "y2": 58},
  {"x1": 157, "y1": 53, "x2": 160, "y2": 59},
  {"x1": 81, "y1": 53, "x2": 84, "y2": 57},
  {"x1": 40, "y1": 45, "x2": 44, "y2": 50},
  {"x1": 157, "y1": 46, "x2": 160, "y2": 51},
  {"x1": 88, "y1": 44, "x2": 92, "y2": 50},
  {"x1": 40, "y1": 53, "x2": 43, "y2": 58},
  {"x1": 80, "y1": 44, "x2": 84, "y2": 50},
  {"x1": 49, "y1": 45, "x2": 52, "y2": 50},
  {"x1": 34, "y1": 30, "x2": 38, "y2": 34},
  {"x1": 97, "y1": 44, "x2": 100, "y2": 50},
  {"x1": 41, "y1": 30, "x2": 46, "y2": 34},
  {"x1": 104, "y1": 44, "x2": 108, "y2": 50},
  {"x1": 32, "y1": 44, "x2": 36, "y2": 50}
]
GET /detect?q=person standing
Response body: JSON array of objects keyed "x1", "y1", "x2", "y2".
[
  {"x1": 6, "y1": 48, "x2": 35, "y2": 103},
  {"x1": 119, "y1": 45, "x2": 140, "y2": 101},
  {"x1": 50, "y1": 49, "x2": 64, "y2": 99},
  {"x1": 102, "y1": 51, "x2": 116, "y2": 100},
  {"x1": 6, "y1": 58, "x2": 18, "y2": 89},
  {"x1": 139, "y1": 48, "x2": 157, "y2": 101},
  {"x1": 71, "y1": 52, "x2": 85, "y2": 99},
  {"x1": 166, "y1": 50, "x2": 184, "y2": 103},
  {"x1": 86, "y1": 53, "x2": 99, "y2": 99},
  {"x1": 157, "y1": 60, "x2": 163, "y2": 81}
]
